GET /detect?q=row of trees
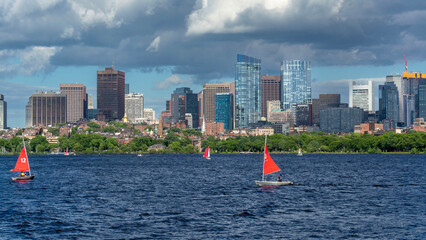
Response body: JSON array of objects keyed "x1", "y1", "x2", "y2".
[{"x1": 0, "y1": 131, "x2": 425, "y2": 154}]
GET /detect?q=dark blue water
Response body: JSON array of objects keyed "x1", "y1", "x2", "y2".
[{"x1": 0, "y1": 154, "x2": 425, "y2": 239}]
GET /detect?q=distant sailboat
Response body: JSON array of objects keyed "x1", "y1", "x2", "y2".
[
  {"x1": 11, "y1": 139, "x2": 35, "y2": 181},
  {"x1": 203, "y1": 147, "x2": 211, "y2": 160},
  {"x1": 64, "y1": 148, "x2": 70, "y2": 156},
  {"x1": 297, "y1": 148, "x2": 303, "y2": 156},
  {"x1": 255, "y1": 135, "x2": 293, "y2": 186}
]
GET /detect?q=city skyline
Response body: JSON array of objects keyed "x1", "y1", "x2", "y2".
[{"x1": 1, "y1": 1, "x2": 426, "y2": 127}]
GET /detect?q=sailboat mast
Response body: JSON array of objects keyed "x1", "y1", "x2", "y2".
[
  {"x1": 22, "y1": 136, "x2": 31, "y2": 175},
  {"x1": 262, "y1": 135, "x2": 267, "y2": 181}
]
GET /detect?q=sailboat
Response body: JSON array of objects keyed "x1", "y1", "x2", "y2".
[
  {"x1": 11, "y1": 138, "x2": 35, "y2": 181},
  {"x1": 297, "y1": 148, "x2": 303, "y2": 156},
  {"x1": 255, "y1": 135, "x2": 293, "y2": 186},
  {"x1": 203, "y1": 147, "x2": 211, "y2": 160},
  {"x1": 64, "y1": 148, "x2": 70, "y2": 156}
]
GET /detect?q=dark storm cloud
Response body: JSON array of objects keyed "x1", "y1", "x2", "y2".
[{"x1": 1, "y1": 0, "x2": 426, "y2": 83}]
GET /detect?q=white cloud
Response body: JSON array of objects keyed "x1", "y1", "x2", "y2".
[
  {"x1": 155, "y1": 74, "x2": 193, "y2": 89},
  {"x1": 0, "y1": 46, "x2": 62, "y2": 76},
  {"x1": 146, "y1": 36, "x2": 161, "y2": 52},
  {"x1": 186, "y1": 0, "x2": 343, "y2": 35}
]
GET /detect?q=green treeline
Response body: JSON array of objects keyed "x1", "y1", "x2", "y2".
[{"x1": 0, "y1": 131, "x2": 425, "y2": 154}]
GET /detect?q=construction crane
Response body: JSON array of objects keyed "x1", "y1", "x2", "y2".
[{"x1": 403, "y1": 52, "x2": 408, "y2": 72}]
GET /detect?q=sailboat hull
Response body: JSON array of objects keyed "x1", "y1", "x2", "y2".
[
  {"x1": 12, "y1": 175, "x2": 35, "y2": 181},
  {"x1": 255, "y1": 180, "x2": 293, "y2": 186}
]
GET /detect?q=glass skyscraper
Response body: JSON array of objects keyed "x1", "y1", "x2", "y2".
[
  {"x1": 235, "y1": 54, "x2": 261, "y2": 129},
  {"x1": 281, "y1": 60, "x2": 311, "y2": 110},
  {"x1": 379, "y1": 81, "x2": 399, "y2": 128},
  {"x1": 215, "y1": 93, "x2": 233, "y2": 131}
]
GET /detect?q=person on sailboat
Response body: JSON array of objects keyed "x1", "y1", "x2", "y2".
[{"x1": 277, "y1": 174, "x2": 283, "y2": 182}]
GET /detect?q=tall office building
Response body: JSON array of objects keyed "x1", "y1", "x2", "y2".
[
  {"x1": 349, "y1": 80, "x2": 374, "y2": 112},
  {"x1": 402, "y1": 72, "x2": 426, "y2": 127},
  {"x1": 386, "y1": 75, "x2": 403, "y2": 123},
  {"x1": 125, "y1": 83, "x2": 129, "y2": 94},
  {"x1": 170, "y1": 87, "x2": 199, "y2": 128},
  {"x1": 311, "y1": 94, "x2": 340, "y2": 126},
  {"x1": 202, "y1": 83, "x2": 235, "y2": 123},
  {"x1": 418, "y1": 79, "x2": 426, "y2": 120},
  {"x1": 235, "y1": 54, "x2": 261, "y2": 129},
  {"x1": 60, "y1": 83, "x2": 87, "y2": 123},
  {"x1": 125, "y1": 93, "x2": 144, "y2": 123},
  {"x1": 26, "y1": 91, "x2": 67, "y2": 127},
  {"x1": 0, "y1": 94, "x2": 6, "y2": 130},
  {"x1": 281, "y1": 60, "x2": 311, "y2": 110},
  {"x1": 215, "y1": 93, "x2": 234, "y2": 131},
  {"x1": 261, "y1": 75, "x2": 281, "y2": 118},
  {"x1": 320, "y1": 106, "x2": 363, "y2": 133},
  {"x1": 379, "y1": 81, "x2": 399, "y2": 128},
  {"x1": 291, "y1": 104, "x2": 310, "y2": 126},
  {"x1": 97, "y1": 66, "x2": 125, "y2": 121}
]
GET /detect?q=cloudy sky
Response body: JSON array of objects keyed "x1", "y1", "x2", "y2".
[{"x1": 1, "y1": 0, "x2": 426, "y2": 127}]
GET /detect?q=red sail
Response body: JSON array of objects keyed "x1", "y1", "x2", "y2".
[
  {"x1": 11, "y1": 147, "x2": 30, "y2": 172},
  {"x1": 263, "y1": 143, "x2": 280, "y2": 175},
  {"x1": 203, "y1": 147, "x2": 209, "y2": 157}
]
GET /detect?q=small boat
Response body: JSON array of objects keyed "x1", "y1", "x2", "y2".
[
  {"x1": 137, "y1": 153, "x2": 143, "y2": 157},
  {"x1": 64, "y1": 148, "x2": 70, "y2": 156},
  {"x1": 11, "y1": 138, "x2": 35, "y2": 181},
  {"x1": 255, "y1": 135, "x2": 293, "y2": 186},
  {"x1": 297, "y1": 148, "x2": 303, "y2": 156},
  {"x1": 203, "y1": 147, "x2": 211, "y2": 160}
]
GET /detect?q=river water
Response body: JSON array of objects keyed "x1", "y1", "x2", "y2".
[{"x1": 0, "y1": 154, "x2": 424, "y2": 239}]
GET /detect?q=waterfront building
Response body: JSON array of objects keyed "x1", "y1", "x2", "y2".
[
  {"x1": 60, "y1": 83, "x2": 87, "y2": 123},
  {"x1": 349, "y1": 80, "x2": 374, "y2": 112},
  {"x1": 320, "y1": 106, "x2": 363, "y2": 133},
  {"x1": 311, "y1": 94, "x2": 340, "y2": 126},
  {"x1": 26, "y1": 91, "x2": 67, "y2": 127},
  {"x1": 379, "y1": 82, "x2": 399, "y2": 128},
  {"x1": 261, "y1": 75, "x2": 281, "y2": 118},
  {"x1": 281, "y1": 60, "x2": 311, "y2": 110},
  {"x1": 215, "y1": 93, "x2": 234, "y2": 131},
  {"x1": 291, "y1": 104, "x2": 310, "y2": 126},
  {"x1": 125, "y1": 93, "x2": 144, "y2": 123},
  {"x1": 235, "y1": 54, "x2": 261, "y2": 129},
  {"x1": 202, "y1": 83, "x2": 235, "y2": 123},
  {"x1": 170, "y1": 87, "x2": 199, "y2": 128},
  {"x1": 386, "y1": 75, "x2": 403, "y2": 123},
  {"x1": 0, "y1": 94, "x2": 6, "y2": 130},
  {"x1": 97, "y1": 66, "x2": 125, "y2": 121}
]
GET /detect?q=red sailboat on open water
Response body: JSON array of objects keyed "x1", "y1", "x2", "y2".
[
  {"x1": 255, "y1": 135, "x2": 293, "y2": 186},
  {"x1": 203, "y1": 147, "x2": 211, "y2": 160},
  {"x1": 11, "y1": 138, "x2": 34, "y2": 181}
]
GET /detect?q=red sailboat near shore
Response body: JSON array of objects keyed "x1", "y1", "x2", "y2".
[
  {"x1": 255, "y1": 135, "x2": 293, "y2": 186},
  {"x1": 203, "y1": 147, "x2": 211, "y2": 160},
  {"x1": 11, "y1": 139, "x2": 34, "y2": 181}
]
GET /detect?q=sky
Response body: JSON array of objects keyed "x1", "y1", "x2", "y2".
[{"x1": 1, "y1": 0, "x2": 426, "y2": 128}]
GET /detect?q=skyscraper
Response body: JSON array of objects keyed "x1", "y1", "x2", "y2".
[
  {"x1": 125, "y1": 93, "x2": 144, "y2": 123},
  {"x1": 97, "y1": 66, "x2": 125, "y2": 121},
  {"x1": 386, "y1": 74, "x2": 403, "y2": 123},
  {"x1": 170, "y1": 87, "x2": 199, "y2": 128},
  {"x1": 125, "y1": 83, "x2": 129, "y2": 94},
  {"x1": 311, "y1": 94, "x2": 340, "y2": 126},
  {"x1": 281, "y1": 60, "x2": 311, "y2": 110},
  {"x1": 379, "y1": 81, "x2": 399, "y2": 128},
  {"x1": 215, "y1": 93, "x2": 234, "y2": 131},
  {"x1": 26, "y1": 91, "x2": 67, "y2": 127},
  {"x1": 417, "y1": 79, "x2": 426, "y2": 120},
  {"x1": 402, "y1": 72, "x2": 425, "y2": 127},
  {"x1": 349, "y1": 80, "x2": 374, "y2": 112},
  {"x1": 320, "y1": 106, "x2": 363, "y2": 133},
  {"x1": 235, "y1": 54, "x2": 261, "y2": 129},
  {"x1": 0, "y1": 94, "x2": 6, "y2": 130},
  {"x1": 60, "y1": 83, "x2": 87, "y2": 123},
  {"x1": 202, "y1": 83, "x2": 235, "y2": 123},
  {"x1": 261, "y1": 75, "x2": 281, "y2": 118},
  {"x1": 88, "y1": 95, "x2": 94, "y2": 109}
]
